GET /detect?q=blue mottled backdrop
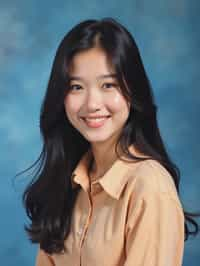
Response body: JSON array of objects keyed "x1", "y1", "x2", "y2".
[{"x1": 0, "y1": 0, "x2": 199, "y2": 265}]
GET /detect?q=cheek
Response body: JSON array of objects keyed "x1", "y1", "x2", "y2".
[
  {"x1": 64, "y1": 95, "x2": 81, "y2": 117},
  {"x1": 108, "y1": 92, "x2": 129, "y2": 113}
]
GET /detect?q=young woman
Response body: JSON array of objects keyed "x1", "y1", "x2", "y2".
[{"x1": 21, "y1": 17, "x2": 200, "y2": 265}]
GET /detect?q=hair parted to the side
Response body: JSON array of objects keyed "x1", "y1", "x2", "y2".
[{"x1": 16, "y1": 17, "x2": 200, "y2": 254}]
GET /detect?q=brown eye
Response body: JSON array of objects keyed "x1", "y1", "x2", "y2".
[
  {"x1": 69, "y1": 84, "x2": 82, "y2": 91},
  {"x1": 102, "y1": 83, "x2": 117, "y2": 89}
]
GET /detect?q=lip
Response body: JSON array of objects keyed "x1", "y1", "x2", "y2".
[
  {"x1": 82, "y1": 115, "x2": 111, "y2": 119},
  {"x1": 81, "y1": 116, "x2": 110, "y2": 128}
]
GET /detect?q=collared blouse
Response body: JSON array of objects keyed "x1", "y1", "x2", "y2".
[{"x1": 35, "y1": 144, "x2": 185, "y2": 266}]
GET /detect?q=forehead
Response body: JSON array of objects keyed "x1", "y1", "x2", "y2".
[{"x1": 68, "y1": 47, "x2": 116, "y2": 77}]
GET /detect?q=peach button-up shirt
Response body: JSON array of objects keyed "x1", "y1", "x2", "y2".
[{"x1": 35, "y1": 145, "x2": 185, "y2": 266}]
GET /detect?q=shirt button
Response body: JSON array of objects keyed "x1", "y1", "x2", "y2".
[
  {"x1": 77, "y1": 229, "x2": 83, "y2": 235},
  {"x1": 91, "y1": 183, "x2": 101, "y2": 195}
]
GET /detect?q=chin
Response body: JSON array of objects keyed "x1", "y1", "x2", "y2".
[{"x1": 82, "y1": 133, "x2": 113, "y2": 143}]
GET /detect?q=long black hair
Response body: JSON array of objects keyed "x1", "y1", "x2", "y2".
[{"x1": 17, "y1": 17, "x2": 200, "y2": 254}]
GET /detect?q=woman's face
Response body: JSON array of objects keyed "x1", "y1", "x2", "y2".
[{"x1": 64, "y1": 47, "x2": 130, "y2": 145}]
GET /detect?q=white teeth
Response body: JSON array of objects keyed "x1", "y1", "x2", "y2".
[{"x1": 85, "y1": 117, "x2": 107, "y2": 122}]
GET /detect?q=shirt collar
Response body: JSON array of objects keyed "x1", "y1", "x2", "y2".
[{"x1": 71, "y1": 144, "x2": 141, "y2": 200}]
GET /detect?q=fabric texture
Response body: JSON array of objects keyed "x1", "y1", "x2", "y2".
[{"x1": 35, "y1": 144, "x2": 185, "y2": 266}]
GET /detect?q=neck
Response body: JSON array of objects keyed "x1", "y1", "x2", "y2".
[{"x1": 88, "y1": 141, "x2": 123, "y2": 181}]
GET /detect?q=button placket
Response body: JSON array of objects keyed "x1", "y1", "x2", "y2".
[
  {"x1": 79, "y1": 191, "x2": 93, "y2": 249},
  {"x1": 77, "y1": 213, "x2": 88, "y2": 236}
]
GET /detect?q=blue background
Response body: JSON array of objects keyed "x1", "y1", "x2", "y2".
[{"x1": 0, "y1": 0, "x2": 199, "y2": 265}]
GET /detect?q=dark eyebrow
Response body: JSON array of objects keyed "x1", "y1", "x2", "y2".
[{"x1": 68, "y1": 73, "x2": 118, "y2": 82}]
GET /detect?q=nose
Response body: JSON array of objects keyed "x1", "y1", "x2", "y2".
[{"x1": 84, "y1": 89, "x2": 103, "y2": 111}]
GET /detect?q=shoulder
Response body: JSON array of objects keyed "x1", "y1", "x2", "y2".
[{"x1": 125, "y1": 159, "x2": 182, "y2": 207}]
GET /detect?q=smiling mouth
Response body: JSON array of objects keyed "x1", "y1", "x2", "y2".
[{"x1": 81, "y1": 116, "x2": 111, "y2": 128}]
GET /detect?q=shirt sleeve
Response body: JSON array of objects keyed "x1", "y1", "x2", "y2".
[
  {"x1": 35, "y1": 247, "x2": 55, "y2": 266},
  {"x1": 124, "y1": 192, "x2": 185, "y2": 266}
]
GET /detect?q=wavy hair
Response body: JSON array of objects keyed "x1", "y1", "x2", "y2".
[{"x1": 17, "y1": 17, "x2": 200, "y2": 254}]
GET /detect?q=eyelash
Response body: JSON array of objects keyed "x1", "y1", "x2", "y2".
[{"x1": 69, "y1": 82, "x2": 118, "y2": 91}]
